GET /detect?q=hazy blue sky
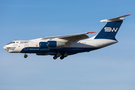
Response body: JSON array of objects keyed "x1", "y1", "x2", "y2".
[{"x1": 0, "y1": 0, "x2": 135, "y2": 90}]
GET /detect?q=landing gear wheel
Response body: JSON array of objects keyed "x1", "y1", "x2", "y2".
[
  {"x1": 60, "y1": 56, "x2": 64, "y2": 60},
  {"x1": 53, "y1": 56, "x2": 57, "y2": 60},
  {"x1": 24, "y1": 54, "x2": 28, "y2": 58}
]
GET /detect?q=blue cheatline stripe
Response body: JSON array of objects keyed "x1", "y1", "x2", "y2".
[{"x1": 21, "y1": 47, "x2": 97, "y2": 55}]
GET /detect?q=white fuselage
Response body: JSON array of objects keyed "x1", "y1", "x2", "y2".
[{"x1": 3, "y1": 38, "x2": 117, "y2": 53}]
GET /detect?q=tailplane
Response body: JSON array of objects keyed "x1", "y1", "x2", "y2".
[{"x1": 94, "y1": 14, "x2": 130, "y2": 40}]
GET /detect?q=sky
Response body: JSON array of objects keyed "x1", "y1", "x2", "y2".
[{"x1": 0, "y1": 0, "x2": 135, "y2": 90}]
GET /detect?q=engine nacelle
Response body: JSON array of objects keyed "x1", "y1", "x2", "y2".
[
  {"x1": 39, "y1": 41, "x2": 65, "y2": 48},
  {"x1": 39, "y1": 42, "x2": 48, "y2": 48},
  {"x1": 48, "y1": 41, "x2": 57, "y2": 47}
]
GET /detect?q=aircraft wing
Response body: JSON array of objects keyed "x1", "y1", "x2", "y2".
[{"x1": 42, "y1": 32, "x2": 95, "y2": 46}]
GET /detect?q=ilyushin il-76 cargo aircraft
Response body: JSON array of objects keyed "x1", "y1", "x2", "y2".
[{"x1": 3, "y1": 14, "x2": 130, "y2": 60}]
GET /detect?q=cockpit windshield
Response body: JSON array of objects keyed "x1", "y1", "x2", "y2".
[{"x1": 7, "y1": 42, "x2": 15, "y2": 45}]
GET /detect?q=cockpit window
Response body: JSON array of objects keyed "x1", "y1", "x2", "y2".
[{"x1": 7, "y1": 42, "x2": 15, "y2": 45}]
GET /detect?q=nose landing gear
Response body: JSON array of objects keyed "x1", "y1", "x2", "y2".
[{"x1": 24, "y1": 53, "x2": 28, "y2": 58}]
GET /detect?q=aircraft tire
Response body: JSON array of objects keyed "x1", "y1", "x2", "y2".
[
  {"x1": 24, "y1": 54, "x2": 28, "y2": 58},
  {"x1": 60, "y1": 56, "x2": 64, "y2": 60},
  {"x1": 53, "y1": 56, "x2": 57, "y2": 60}
]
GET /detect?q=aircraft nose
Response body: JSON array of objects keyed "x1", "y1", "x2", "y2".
[
  {"x1": 3, "y1": 45, "x2": 7, "y2": 50},
  {"x1": 3, "y1": 45, "x2": 10, "y2": 52}
]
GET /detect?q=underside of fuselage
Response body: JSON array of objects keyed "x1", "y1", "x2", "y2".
[
  {"x1": 21, "y1": 47, "x2": 98, "y2": 55},
  {"x1": 20, "y1": 46, "x2": 99, "y2": 59}
]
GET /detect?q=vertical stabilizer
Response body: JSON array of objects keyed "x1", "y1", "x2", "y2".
[{"x1": 94, "y1": 14, "x2": 130, "y2": 40}]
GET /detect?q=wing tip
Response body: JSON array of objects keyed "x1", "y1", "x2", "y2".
[
  {"x1": 124, "y1": 14, "x2": 131, "y2": 16},
  {"x1": 87, "y1": 32, "x2": 96, "y2": 34}
]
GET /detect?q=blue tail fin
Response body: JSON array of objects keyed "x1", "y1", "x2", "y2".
[
  {"x1": 94, "y1": 14, "x2": 130, "y2": 40},
  {"x1": 94, "y1": 20, "x2": 123, "y2": 40}
]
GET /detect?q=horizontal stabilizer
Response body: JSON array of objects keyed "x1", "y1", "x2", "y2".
[{"x1": 100, "y1": 14, "x2": 130, "y2": 22}]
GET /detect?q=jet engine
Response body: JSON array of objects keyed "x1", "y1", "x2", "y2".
[{"x1": 39, "y1": 41, "x2": 65, "y2": 48}]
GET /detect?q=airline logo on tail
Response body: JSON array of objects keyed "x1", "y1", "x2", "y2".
[{"x1": 104, "y1": 27, "x2": 118, "y2": 32}]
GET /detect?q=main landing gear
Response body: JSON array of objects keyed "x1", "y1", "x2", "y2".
[
  {"x1": 60, "y1": 55, "x2": 65, "y2": 60},
  {"x1": 53, "y1": 55, "x2": 58, "y2": 59},
  {"x1": 24, "y1": 53, "x2": 28, "y2": 58},
  {"x1": 53, "y1": 52, "x2": 68, "y2": 60},
  {"x1": 53, "y1": 53, "x2": 61, "y2": 60},
  {"x1": 60, "y1": 53, "x2": 68, "y2": 60}
]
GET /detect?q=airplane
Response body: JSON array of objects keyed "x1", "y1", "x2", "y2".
[{"x1": 3, "y1": 14, "x2": 130, "y2": 60}]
